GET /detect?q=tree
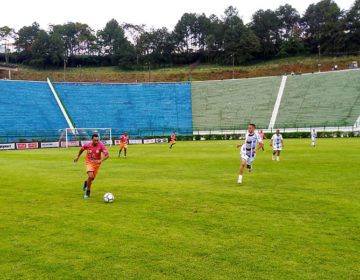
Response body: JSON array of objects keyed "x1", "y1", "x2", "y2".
[
  {"x1": 29, "y1": 30, "x2": 50, "y2": 68},
  {"x1": 278, "y1": 37, "x2": 304, "y2": 57},
  {"x1": 48, "y1": 32, "x2": 64, "y2": 66},
  {"x1": 173, "y1": 13, "x2": 199, "y2": 52},
  {"x1": 122, "y1": 23, "x2": 146, "y2": 45},
  {"x1": 301, "y1": 0, "x2": 343, "y2": 54},
  {"x1": 50, "y1": 22, "x2": 96, "y2": 56},
  {"x1": 345, "y1": 0, "x2": 360, "y2": 53},
  {"x1": 276, "y1": 4, "x2": 300, "y2": 40},
  {"x1": 5, "y1": 3, "x2": 359, "y2": 69},
  {"x1": 197, "y1": 14, "x2": 211, "y2": 51},
  {"x1": 116, "y1": 42, "x2": 136, "y2": 70},
  {"x1": 137, "y1": 27, "x2": 175, "y2": 67},
  {"x1": 251, "y1": 9, "x2": 282, "y2": 58},
  {"x1": 222, "y1": 6, "x2": 260, "y2": 63},
  {"x1": 97, "y1": 19, "x2": 128, "y2": 55},
  {"x1": 96, "y1": 19, "x2": 135, "y2": 67},
  {"x1": 15, "y1": 22, "x2": 41, "y2": 63},
  {"x1": 73, "y1": 23, "x2": 96, "y2": 55},
  {"x1": 204, "y1": 14, "x2": 223, "y2": 55},
  {"x1": 51, "y1": 23, "x2": 75, "y2": 57},
  {"x1": 0, "y1": 26, "x2": 15, "y2": 63}
]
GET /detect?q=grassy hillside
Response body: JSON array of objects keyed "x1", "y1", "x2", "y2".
[{"x1": 1, "y1": 55, "x2": 360, "y2": 83}]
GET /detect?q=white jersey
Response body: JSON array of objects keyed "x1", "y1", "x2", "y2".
[
  {"x1": 240, "y1": 132, "x2": 263, "y2": 163},
  {"x1": 311, "y1": 130, "x2": 317, "y2": 140},
  {"x1": 271, "y1": 134, "x2": 283, "y2": 150}
]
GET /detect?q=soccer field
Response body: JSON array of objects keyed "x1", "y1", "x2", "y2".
[{"x1": 1, "y1": 139, "x2": 359, "y2": 280}]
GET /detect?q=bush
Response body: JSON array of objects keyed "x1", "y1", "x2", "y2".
[
  {"x1": 277, "y1": 37, "x2": 305, "y2": 57},
  {"x1": 317, "y1": 131, "x2": 335, "y2": 138},
  {"x1": 265, "y1": 133, "x2": 272, "y2": 139},
  {"x1": 317, "y1": 131, "x2": 326, "y2": 138},
  {"x1": 184, "y1": 135, "x2": 194, "y2": 141},
  {"x1": 281, "y1": 132, "x2": 311, "y2": 138},
  {"x1": 91, "y1": 131, "x2": 360, "y2": 144}
]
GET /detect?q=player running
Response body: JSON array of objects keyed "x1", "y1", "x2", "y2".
[
  {"x1": 270, "y1": 130, "x2": 284, "y2": 161},
  {"x1": 258, "y1": 129, "x2": 267, "y2": 151},
  {"x1": 311, "y1": 129, "x2": 317, "y2": 147},
  {"x1": 74, "y1": 134, "x2": 109, "y2": 199},
  {"x1": 118, "y1": 132, "x2": 129, "y2": 158},
  {"x1": 236, "y1": 124, "x2": 264, "y2": 184},
  {"x1": 169, "y1": 132, "x2": 176, "y2": 149}
]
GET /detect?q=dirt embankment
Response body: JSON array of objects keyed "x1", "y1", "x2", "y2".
[{"x1": 0, "y1": 59, "x2": 356, "y2": 83}]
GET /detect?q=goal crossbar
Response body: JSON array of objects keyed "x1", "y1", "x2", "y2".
[{"x1": 64, "y1": 128, "x2": 112, "y2": 148}]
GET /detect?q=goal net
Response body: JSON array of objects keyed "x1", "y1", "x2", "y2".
[{"x1": 59, "y1": 128, "x2": 112, "y2": 148}]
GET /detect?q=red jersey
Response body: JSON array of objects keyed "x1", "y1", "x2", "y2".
[
  {"x1": 171, "y1": 133, "x2": 176, "y2": 140},
  {"x1": 81, "y1": 142, "x2": 109, "y2": 164},
  {"x1": 258, "y1": 131, "x2": 265, "y2": 140},
  {"x1": 120, "y1": 135, "x2": 129, "y2": 144}
]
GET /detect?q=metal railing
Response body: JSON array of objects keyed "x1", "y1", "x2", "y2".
[{"x1": 0, "y1": 122, "x2": 359, "y2": 143}]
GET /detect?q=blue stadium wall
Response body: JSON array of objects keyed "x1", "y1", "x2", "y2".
[
  {"x1": 0, "y1": 80, "x2": 68, "y2": 131},
  {"x1": 54, "y1": 82, "x2": 193, "y2": 135}
]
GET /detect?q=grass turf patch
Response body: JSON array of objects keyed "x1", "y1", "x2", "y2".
[{"x1": 0, "y1": 139, "x2": 359, "y2": 279}]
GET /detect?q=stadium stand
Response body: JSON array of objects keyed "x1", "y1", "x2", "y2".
[
  {"x1": 0, "y1": 80, "x2": 68, "y2": 131},
  {"x1": 1, "y1": 69, "x2": 359, "y2": 143},
  {"x1": 275, "y1": 70, "x2": 360, "y2": 128},
  {"x1": 191, "y1": 77, "x2": 281, "y2": 130},
  {"x1": 54, "y1": 82, "x2": 192, "y2": 135}
]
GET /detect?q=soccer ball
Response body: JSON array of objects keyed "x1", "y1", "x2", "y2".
[{"x1": 104, "y1": 192, "x2": 114, "y2": 203}]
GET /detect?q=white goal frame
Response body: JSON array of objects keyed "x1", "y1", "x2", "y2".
[{"x1": 64, "y1": 128, "x2": 112, "y2": 148}]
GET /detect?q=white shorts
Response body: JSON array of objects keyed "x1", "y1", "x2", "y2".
[
  {"x1": 273, "y1": 147, "x2": 282, "y2": 151},
  {"x1": 240, "y1": 149, "x2": 255, "y2": 166}
]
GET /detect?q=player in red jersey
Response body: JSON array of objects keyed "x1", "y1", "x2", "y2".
[
  {"x1": 118, "y1": 132, "x2": 129, "y2": 158},
  {"x1": 258, "y1": 129, "x2": 267, "y2": 151},
  {"x1": 169, "y1": 132, "x2": 176, "y2": 149},
  {"x1": 74, "y1": 134, "x2": 109, "y2": 198}
]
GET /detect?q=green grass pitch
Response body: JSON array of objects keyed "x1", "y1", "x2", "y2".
[{"x1": 0, "y1": 139, "x2": 359, "y2": 280}]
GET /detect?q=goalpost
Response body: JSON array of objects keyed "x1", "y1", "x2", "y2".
[{"x1": 60, "y1": 128, "x2": 112, "y2": 148}]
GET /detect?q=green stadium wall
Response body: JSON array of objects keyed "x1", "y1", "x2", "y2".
[
  {"x1": 275, "y1": 70, "x2": 360, "y2": 128},
  {"x1": 191, "y1": 77, "x2": 282, "y2": 130}
]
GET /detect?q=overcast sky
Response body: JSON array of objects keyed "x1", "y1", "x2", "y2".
[{"x1": 0, "y1": 0, "x2": 355, "y2": 32}]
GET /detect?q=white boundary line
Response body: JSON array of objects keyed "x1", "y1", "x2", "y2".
[
  {"x1": 268, "y1": 75, "x2": 287, "y2": 129},
  {"x1": 354, "y1": 115, "x2": 360, "y2": 128},
  {"x1": 47, "y1": 77, "x2": 75, "y2": 130}
]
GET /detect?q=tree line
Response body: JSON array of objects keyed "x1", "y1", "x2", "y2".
[{"x1": 1, "y1": 0, "x2": 360, "y2": 69}]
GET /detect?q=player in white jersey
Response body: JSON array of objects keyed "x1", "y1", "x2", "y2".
[
  {"x1": 270, "y1": 130, "x2": 284, "y2": 161},
  {"x1": 311, "y1": 129, "x2": 317, "y2": 147},
  {"x1": 236, "y1": 124, "x2": 264, "y2": 184}
]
